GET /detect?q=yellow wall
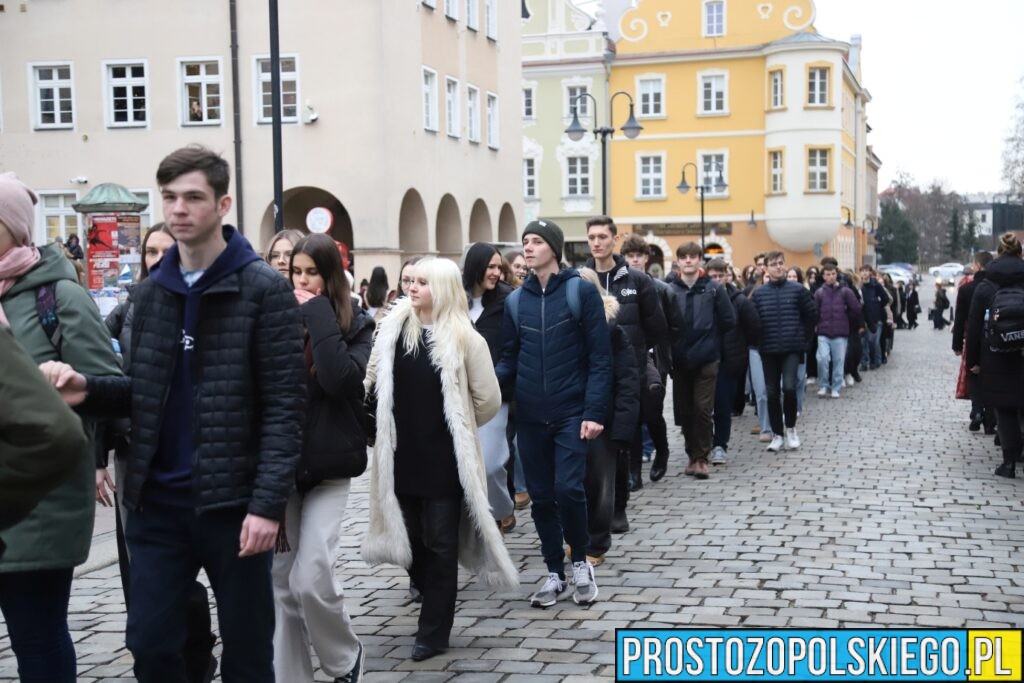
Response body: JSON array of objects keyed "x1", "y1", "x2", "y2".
[{"x1": 616, "y1": 0, "x2": 818, "y2": 54}]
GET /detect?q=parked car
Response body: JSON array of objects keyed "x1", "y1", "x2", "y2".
[
  {"x1": 878, "y1": 265, "x2": 913, "y2": 286},
  {"x1": 928, "y1": 262, "x2": 965, "y2": 280},
  {"x1": 888, "y1": 262, "x2": 922, "y2": 283}
]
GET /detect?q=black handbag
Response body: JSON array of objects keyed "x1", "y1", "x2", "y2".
[{"x1": 363, "y1": 385, "x2": 378, "y2": 448}]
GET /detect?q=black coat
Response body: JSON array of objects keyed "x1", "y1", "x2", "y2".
[
  {"x1": 296, "y1": 298, "x2": 374, "y2": 491},
  {"x1": 585, "y1": 255, "x2": 668, "y2": 366},
  {"x1": 751, "y1": 279, "x2": 818, "y2": 354},
  {"x1": 666, "y1": 274, "x2": 736, "y2": 369},
  {"x1": 471, "y1": 281, "x2": 513, "y2": 400},
  {"x1": 965, "y1": 255, "x2": 1024, "y2": 409},
  {"x1": 606, "y1": 320, "x2": 641, "y2": 444},
  {"x1": 721, "y1": 285, "x2": 760, "y2": 377},
  {"x1": 83, "y1": 259, "x2": 306, "y2": 521},
  {"x1": 952, "y1": 272, "x2": 985, "y2": 354}
]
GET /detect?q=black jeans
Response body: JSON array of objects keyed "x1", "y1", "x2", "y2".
[
  {"x1": 995, "y1": 408, "x2": 1023, "y2": 465},
  {"x1": 713, "y1": 369, "x2": 738, "y2": 450},
  {"x1": 0, "y1": 568, "x2": 75, "y2": 683},
  {"x1": 762, "y1": 352, "x2": 801, "y2": 434},
  {"x1": 640, "y1": 367, "x2": 670, "y2": 472},
  {"x1": 967, "y1": 373, "x2": 997, "y2": 432},
  {"x1": 585, "y1": 434, "x2": 618, "y2": 557},
  {"x1": 125, "y1": 502, "x2": 274, "y2": 683},
  {"x1": 398, "y1": 495, "x2": 462, "y2": 649}
]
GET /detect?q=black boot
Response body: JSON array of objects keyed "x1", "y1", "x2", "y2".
[
  {"x1": 628, "y1": 462, "x2": 644, "y2": 491},
  {"x1": 995, "y1": 462, "x2": 1016, "y2": 478},
  {"x1": 611, "y1": 509, "x2": 630, "y2": 533},
  {"x1": 650, "y1": 449, "x2": 669, "y2": 482}
]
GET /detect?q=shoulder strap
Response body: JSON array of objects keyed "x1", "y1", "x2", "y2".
[
  {"x1": 35, "y1": 283, "x2": 62, "y2": 354},
  {"x1": 566, "y1": 276, "x2": 582, "y2": 322},
  {"x1": 507, "y1": 287, "x2": 522, "y2": 331}
]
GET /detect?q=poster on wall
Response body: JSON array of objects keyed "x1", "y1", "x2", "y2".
[
  {"x1": 87, "y1": 214, "x2": 120, "y2": 290},
  {"x1": 117, "y1": 214, "x2": 142, "y2": 282}
]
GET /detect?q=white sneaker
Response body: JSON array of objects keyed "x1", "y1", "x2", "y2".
[
  {"x1": 817, "y1": 387, "x2": 828, "y2": 397},
  {"x1": 785, "y1": 428, "x2": 801, "y2": 450},
  {"x1": 830, "y1": 389, "x2": 841, "y2": 399},
  {"x1": 571, "y1": 561, "x2": 598, "y2": 605},
  {"x1": 530, "y1": 572, "x2": 568, "y2": 608},
  {"x1": 807, "y1": 377, "x2": 816, "y2": 386},
  {"x1": 710, "y1": 446, "x2": 727, "y2": 465},
  {"x1": 766, "y1": 435, "x2": 784, "y2": 452},
  {"x1": 845, "y1": 374, "x2": 855, "y2": 387}
]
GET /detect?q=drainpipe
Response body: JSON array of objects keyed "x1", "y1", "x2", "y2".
[{"x1": 229, "y1": 0, "x2": 245, "y2": 232}]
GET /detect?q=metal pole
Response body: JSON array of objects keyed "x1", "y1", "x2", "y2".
[
  {"x1": 601, "y1": 132, "x2": 609, "y2": 216},
  {"x1": 269, "y1": 0, "x2": 284, "y2": 233},
  {"x1": 229, "y1": 0, "x2": 244, "y2": 232},
  {"x1": 699, "y1": 186, "x2": 706, "y2": 253}
]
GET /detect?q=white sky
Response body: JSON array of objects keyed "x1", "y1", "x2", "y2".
[{"x1": 573, "y1": 0, "x2": 1024, "y2": 193}]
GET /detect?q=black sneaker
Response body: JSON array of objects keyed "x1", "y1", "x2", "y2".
[{"x1": 335, "y1": 643, "x2": 364, "y2": 683}]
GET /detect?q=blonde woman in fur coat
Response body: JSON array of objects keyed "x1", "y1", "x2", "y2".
[{"x1": 362, "y1": 257, "x2": 518, "y2": 662}]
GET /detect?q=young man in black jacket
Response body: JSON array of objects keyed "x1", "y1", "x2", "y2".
[
  {"x1": 952, "y1": 250, "x2": 995, "y2": 433},
  {"x1": 42, "y1": 146, "x2": 306, "y2": 683},
  {"x1": 666, "y1": 242, "x2": 736, "y2": 480},
  {"x1": 584, "y1": 217, "x2": 667, "y2": 498}
]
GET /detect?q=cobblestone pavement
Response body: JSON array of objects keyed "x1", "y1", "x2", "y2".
[{"x1": 2, "y1": 282, "x2": 1023, "y2": 682}]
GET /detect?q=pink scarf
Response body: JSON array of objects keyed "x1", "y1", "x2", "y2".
[{"x1": 0, "y1": 245, "x2": 41, "y2": 327}]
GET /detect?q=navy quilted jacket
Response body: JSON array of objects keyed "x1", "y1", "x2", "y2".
[
  {"x1": 82, "y1": 226, "x2": 306, "y2": 521},
  {"x1": 751, "y1": 278, "x2": 819, "y2": 354},
  {"x1": 495, "y1": 267, "x2": 611, "y2": 424}
]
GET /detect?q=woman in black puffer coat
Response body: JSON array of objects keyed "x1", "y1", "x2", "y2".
[
  {"x1": 965, "y1": 233, "x2": 1024, "y2": 478},
  {"x1": 463, "y1": 243, "x2": 517, "y2": 532},
  {"x1": 273, "y1": 233, "x2": 372, "y2": 682}
]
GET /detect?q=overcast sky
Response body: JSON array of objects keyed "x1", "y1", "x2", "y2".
[{"x1": 574, "y1": 0, "x2": 1024, "y2": 194}]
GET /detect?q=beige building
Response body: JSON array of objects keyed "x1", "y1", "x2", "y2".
[{"x1": 0, "y1": 0, "x2": 523, "y2": 282}]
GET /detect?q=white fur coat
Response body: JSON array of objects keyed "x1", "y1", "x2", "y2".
[{"x1": 361, "y1": 300, "x2": 519, "y2": 589}]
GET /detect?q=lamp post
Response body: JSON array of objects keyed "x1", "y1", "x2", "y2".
[
  {"x1": 564, "y1": 91, "x2": 642, "y2": 215},
  {"x1": 842, "y1": 208, "x2": 853, "y2": 227},
  {"x1": 675, "y1": 162, "x2": 727, "y2": 252}
]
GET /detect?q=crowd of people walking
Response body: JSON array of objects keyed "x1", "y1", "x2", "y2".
[{"x1": 1, "y1": 146, "x2": 1007, "y2": 683}]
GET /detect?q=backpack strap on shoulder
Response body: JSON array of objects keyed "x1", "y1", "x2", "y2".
[
  {"x1": 566, "y1": 275, "x2": 582, "y2": 322},
  {"x1": 35, "y1": 283, "x2": 62, "y2": 354},
  {"x1": 507, "y1": 287, "x2": 522, "y2": 330}
]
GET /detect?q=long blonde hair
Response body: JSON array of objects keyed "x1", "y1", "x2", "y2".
[
  {"x1": 400, "y1": 257, "x2": 474, "y2": 357},
  {"x1": 578, "y1": 267, "x2": 620, "y2": 321}
]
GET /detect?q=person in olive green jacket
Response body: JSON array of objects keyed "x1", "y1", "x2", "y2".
[
  {"x1": 0, "y1": 172, "x2": 122, "y2": 682},
  {"x1": 0, "y1": 325, "x2": 87, "y2": 534}
]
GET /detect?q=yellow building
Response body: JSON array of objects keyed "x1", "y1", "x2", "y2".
[{"x1": 604, "y1": 0, "x2": 877, "y2": 271}]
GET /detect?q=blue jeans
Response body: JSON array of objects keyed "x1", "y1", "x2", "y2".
[
  {"x1": 516, "y1": 416, "x2": 589, "y2": 575},
  {"x1": 125, "y1": 502, "x2": 275, "y2": 683},
  {"x1": 748, "y1": 349, "x2": 771, "y2": 434},
  {"x1": 816, "y1": 335, "x2": 848, "y2": 392},
  {"x1": 0, "y1": 568, "x2": 76, "y2": 683},
  {"x1": 796, "y1": 362, "x2": 807, "y2": 415},
  {"x1": 860, "y1": 326, "x2": 882, "y2": 368}
]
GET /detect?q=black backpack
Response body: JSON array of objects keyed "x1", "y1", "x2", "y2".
[{"x1": 986, "y1": 284, "x2": 1024, "y2": 352}]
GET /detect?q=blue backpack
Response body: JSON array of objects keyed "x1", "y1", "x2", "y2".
[{"x1": 506, "y1": 274, "x2": 582, "y2": 330}]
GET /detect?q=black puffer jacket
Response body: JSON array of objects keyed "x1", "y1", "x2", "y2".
[
  {"x1": 296, "y1": 298, "x2": 374, "y2": 492},
  {"x1": 585, "y1": 255, "x2": 667, "y2": 365},
  {"x1": 952, "y1": 272, "x2": 985, "y2": 354},
  {"x1": 470, "y1": 280, "x2": 513, "y2": 401},
  {"x1": 83, "y1": 240, "x2": 306, "y2": 521},
  {"x1": 965, "y1": 255, "x2": 1024, "y2": 408},
  {"x1": 607, "y1": 318, "x2": 641, "y2": 444},
  {"x1": 751, "y1": 279, "x2": 818, "y2": 354},
  {"x1": 721, "y1": 285, "x2": 761, "y2": 376}
]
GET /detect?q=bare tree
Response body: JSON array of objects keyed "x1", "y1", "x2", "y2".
[{"x1": 1004, "y1": 85, "x2": 1024, "y2": 196}]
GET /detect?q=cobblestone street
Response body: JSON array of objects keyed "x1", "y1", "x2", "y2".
[{"x1": 2, "y1": 284, "x2": 1023, "y2": 682}]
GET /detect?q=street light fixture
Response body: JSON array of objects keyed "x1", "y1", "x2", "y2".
[
  {"x1": 676, "y1": 162, "x2": 727, "y2": 252},
  {"x1": 842, "y1": 208, "x2": 853, "y2": 227},
  {"x1": 564, "y1": 90, "x2": 643, "y2": 214}
]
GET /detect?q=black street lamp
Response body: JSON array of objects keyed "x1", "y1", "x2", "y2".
[
  {"x1": 842, "y1": 208, "x2": 853, "y2": 227},
  {"x1": 676, "y1": 162, "x2": 727, "y2": 252},
  {"x1": 564, "y1": 91, "x2": 642, "y2": 215}
]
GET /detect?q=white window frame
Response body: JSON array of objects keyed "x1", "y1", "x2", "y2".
[
  {"x1": 698, "y1": 70, "x2": 729, "y2": 116},
  {"x1": 422, "y1": 66, "x2": 439, "y2": 132},
  {"x1": 29, "y1": 61, "x2": 76, "y2": 130},
  {"x1": 637, "y1": 75, "x2": 665, "y2": 118},
  {"x1": 130, "y1": 189, "x2": 154, "y2": 230},
  {"x1": 466, "y1": 84, "x2": 480, "y2": 142},
  {"x1": 636, "y1": 152, "x2": 666, "y2": 199},
  {"x1": 36, "y1": 191, "x2": 81, "y2": 245},
  {"x1": 566, "y1": 84, "x2": 589, "y2": 118},
  {"x1": 808, "y1": 66, "x2": 829, "y2": 106},
  {"x1": 522, "y1": 87, "x2": 534, "y2": 120},
  {"x1": 445, "y1": 77, "x2": 460, "y2": 138},
  {"x1": 770, "y1": 69, "x2": 784, "y2": 109},
  {"x1": 703, "y1": 0, "x2": 726, "y2": 38},
  {"x1": 422, "y1": 0, "x2": 436, "y2": 8},
  {"x1": 178, "y1": 57, "x2": 224, "y2": 127},
  {"x1": 697, "y1": 149, "x2": 729, "y2": 198},
  {"x1": 444, "y1": 0, "x2": 458, "y2": 20},
  {"x1": 103, "y1": 59, "x2": 149, "y2": 129},
  {"x1": 523, "y1": 158, "x2": 538, "y2": 199},
  {"x1": 486, "y1": 91, "x2": 499, "y2": 149},
  {"x1": 769, "y1": 150, "x2": 784, "y2": 193},
  {"x1": 485, "y1": 0, "x2": 498, "y2": 40},
  {"x1": 253, "y1": 54, "x2": 300, "y2": 125},
  {"x1": 565, "y1": 156, "x2": 591, "y2": 198},
  {"x1": 466, "y1": 0, "x2": 479, "y2": 30},
  {"x1": 808, "y1": 148, "x2": 830, "y2": 192}
]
